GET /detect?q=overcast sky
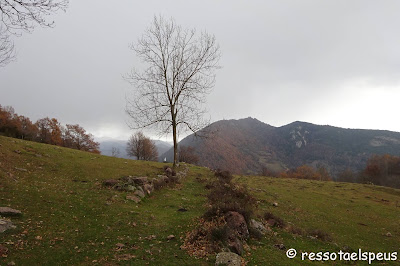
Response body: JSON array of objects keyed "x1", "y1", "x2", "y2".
[{"x1": 1, "y1": 0, "x2": 400, "y2": 141}]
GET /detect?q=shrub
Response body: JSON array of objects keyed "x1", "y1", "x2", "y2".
[
  {"x1": 307, "y1": 229, "x2": 332, "y2": 242},
  {"x1": 264, "y1": 212, "x2": 286, "y2": 228},
  {"x1": 204, "y1": 171, "x2": 256, "y2": 223}
]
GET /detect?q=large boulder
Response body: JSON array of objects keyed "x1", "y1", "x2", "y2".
[
  {"x1": 0, "y1": 207, "x2": 22, "y2": 216},
  {"x1": 215, "y1": 252, "x2": 242, "y2": 266},
  {"x1": 225, "y1": 211, "x2": 249, "y2": 240}
]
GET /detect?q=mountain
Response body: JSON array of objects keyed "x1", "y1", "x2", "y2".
[
  {"x1": 162, "y1": 118, "x2": 400, "y2": 176},
  {"x1": 99, "y1": 138, "x2": 173, "y2": 161}
]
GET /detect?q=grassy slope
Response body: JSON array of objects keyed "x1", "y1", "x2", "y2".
[{"x1": 0, "y1": 135, "x2": 399, "y2": 265}]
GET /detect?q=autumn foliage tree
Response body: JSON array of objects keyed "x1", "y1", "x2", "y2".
[
  {"x1": 126, "y1": 131, "x2": 158, "y2": 161},
  {"x1": 362, "y1": 154, "x2": 400, "y2": 188},
  {"x1": 63, "y1": 124, "x2": 100, "y2": 153},
  {"x1": 0, "y1": 105, "x2": 99, "y2": 153},
  {"x1": 279, "y1": 165, "x2": 332, "y2": 181}
]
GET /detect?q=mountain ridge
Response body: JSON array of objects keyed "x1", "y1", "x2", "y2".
[{"x1": 162, "y1": 117, "x2": 400, "y2": 176}]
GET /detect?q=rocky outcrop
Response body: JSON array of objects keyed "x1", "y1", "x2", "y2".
[{"x1": 103, "y1": 165, "x2": 189, "y2": 204}]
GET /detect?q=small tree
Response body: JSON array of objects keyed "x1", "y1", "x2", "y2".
[
  {"x1": 178, "y1": 145, "x2": 199, "y2": 164},
  {"x1": 63, "y1": 124, "x2": 100, "y2": 153},
  {"x1": 111, "y1": 147, "x2": 120, "y2": 157},
  {"x1": 125, "y1": 15, "x2": 221, "y2": 168},
  {"x1": 126, "y1": 131, "x2": 158, "y2": 161}
]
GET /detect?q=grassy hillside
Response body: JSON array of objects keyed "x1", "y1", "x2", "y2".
[{"x1": 1, "y1": 135, "x2": 399, "y2": 265}]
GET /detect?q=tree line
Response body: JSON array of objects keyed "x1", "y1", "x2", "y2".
[{"x1": 0, "y1": 104, "x2": 99, "y2": 153}]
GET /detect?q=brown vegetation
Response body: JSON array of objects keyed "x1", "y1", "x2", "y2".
[
  {"x1": 0, "y1": 104, "x2": 99, "y2": 153},
  {"x1": 126, "y1": 131, "x2": 158, "y2": 161}
]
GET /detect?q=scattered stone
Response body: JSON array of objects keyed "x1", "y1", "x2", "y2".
[
  {"x1": 132, "y1": 177, "x2": 149, "y2": 185},
  {"x1": 215, "y1": 252, "x2": 242, "y2": 266},
  {"x1": 272, "y1": 202, "x2": 278, "y2": 207},
  {"x1": 13, "y1": 150, "x2": 21, "y2": 154},
  {"x1": 133, "y1": 190, "x2": 145, "y2": 199},
  {"x1": 126, "y1": 195, "x2": 141, "y2": 203},
  {"x1": 0, "y1": 207, "x2": 22, "y2": 216},
  {"x1": 7, "y1": 261, "x2": 16, "y2": 266},
  {"x1": 126, "y1": 185, "x2": 136, "y2": 192},
  {"x1": 164, "y1": 167, "x2": 173, "y2": 176},
  {"x1": 225, "y1": 211, "x2": 249, "y2": 240},
  {"x1": 250, "y1": 219, "x2": 268, "y2": 235},
  {"x1": 143, "y1": 183, "x2": 154, "y2": 195},
  {"x1": 15, "y1": 167, "x2": 27, "y2": 172},
  {"x1": 177, "y1": 208, "x2": 188, "y2": 212},
  {"x1": 386, "y1": 232, "x2": 392, "y2": 237},
  {"x1": 115, "y1": 243, "x2": 125, "y2": 249},
  {"x1": 103, "y1": 179, "x2": 118, "y2": 187},
  {"x1": 166, "y1": 235, "x2": 175, "y2": 240},
  {"x1": 0, "y1": 219, "x2": 16, "y2": 233},
  {"x1": 274, "y1": 243, "x2": 286, "y2": 250},
  {"x1": 0, "y1": 244, "x2": 8, "y2": 256},
  {"x1": 266, "y1": 219, "x2": 276, "y2": 227}
]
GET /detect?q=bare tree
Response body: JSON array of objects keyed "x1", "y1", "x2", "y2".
[
  {"x1": 0, "y1": 26, "x2": 14, "y2": 66},
  {"x1": 126, "y1": 131, "x2": 158, "y2": 161},
  {"x1": 0, "y1": 0, "x2": 68, "y2": 33},
  {"x1": 111, "y1": 147, "x2": 120, "y2": 157},
  {"x1": 125, "y1": 15, "x2": 221, "y2": 168},
  {"x1": 0, "y1": 0, "x2": 68, "y2": 67}
]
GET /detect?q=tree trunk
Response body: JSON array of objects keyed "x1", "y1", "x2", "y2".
[{"x1": 172, "y1": 120, "x2": 178, "y2": 169}]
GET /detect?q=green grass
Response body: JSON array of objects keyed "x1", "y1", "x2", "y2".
[{"x1": 1, "y1": 135, "x2": 399, "y2": 265}]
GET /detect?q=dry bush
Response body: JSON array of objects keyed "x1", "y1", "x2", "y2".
[
  {"x1": 264, "y1": 212, "x2": 286, "y2": 228},
  {"x1": 204, "y1": 170, "x2": 256, "y2": 223},
  {"x1": 307, "y1": 229, "x2": 332, "y2": 242}
]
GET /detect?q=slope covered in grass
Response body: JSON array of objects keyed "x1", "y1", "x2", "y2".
[{"x1": 1, "y1": 135, "x2": 399, "y2": 265}]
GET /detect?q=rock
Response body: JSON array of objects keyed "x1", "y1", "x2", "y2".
[
  {"x1": 215, "y1": 252, "x2": 242, "y2": 266},
  {"x1": 115, "y1": 243, "x2": 125, "y2": 248},
  {"x1": 0, "y1": 207, "x2": 22, "y2": 216},
  {"x1": 133, "y1": 189, "x2": 145, "y2": 199},
  {"x1": 266, "y1": 219, "x2": 276, "y2": 227},
  {"x1": 228, "y1": 237, "x2": 243, "y2": 255},
  {"x1": 274, "y1": 243, "x2": 286, "y2": 250},
  {"x1": 126, "y1": 195, "x2": 141, "y2": 203},
  {"x1": 166, "y1": 235, "x2": 175, "y2": 240},
  {"x1": 15, "y1": 167, "x2": 27, "y2": 172},
  {"x1": 272, "y1": 202, "x2": 278, "y2": 207},
  {"x1": 143, "y1": 183, "x2": 154, "y2": 195},
  {"x1": 0, "y1": 219, "x2": 16, "y2": 233},
  {"x1": 132, "y1": 177, "x2": 149, "y2": 185},
  {"x1": 250, "y1": 219, "x2": 268, "y2": 235},
  {"x1": 225, "y1": 211, "x2": 249, "y2": 240},
  {"x1": 13, "y1": 150, "x2": 21, "y2": 154},
  {"x1": 103, "y1": 179, "x2": 119, "y2": 187},
  {"x1": 126, "y1": 185, "x2": 136, "y2": 192},
  {"x1": 0, "y1": 244, "x2": 8, "y2": 256},
  {"x1": 177, "y1": 208, "x2": 187, "y2": 212},
  {"x1": 386, "y1": 232, "x2": 392, "y2": 237}
]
